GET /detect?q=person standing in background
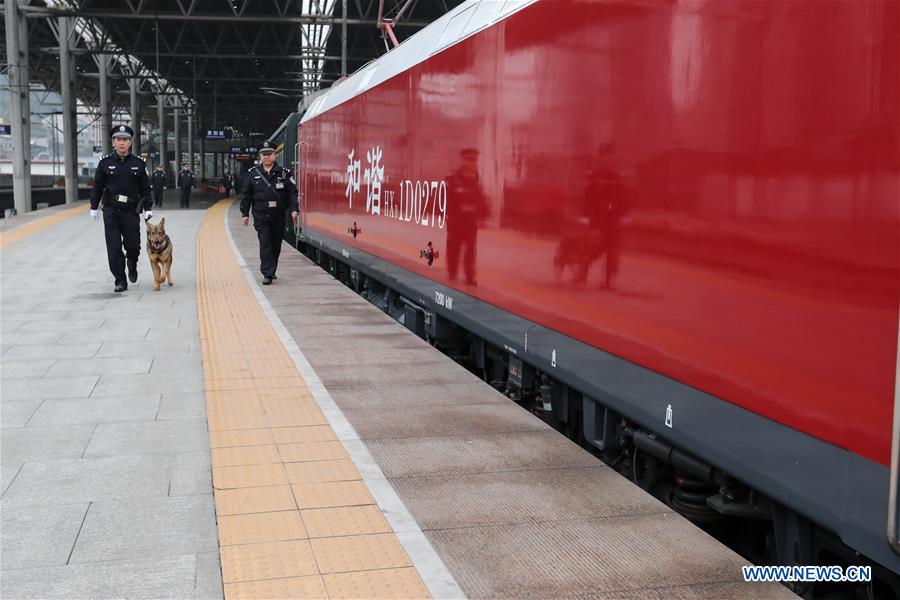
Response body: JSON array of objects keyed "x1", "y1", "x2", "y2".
[{"x1": 178, "y1": 163, "x2": 194, "y2": 208}]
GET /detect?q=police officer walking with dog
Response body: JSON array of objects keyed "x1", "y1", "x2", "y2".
[
  {"x1": 90, "y1": 125, "x2": 152, "y2": 292},
  {"x1": 241, "y1": 141, "x2": 298, "y2": 285}
]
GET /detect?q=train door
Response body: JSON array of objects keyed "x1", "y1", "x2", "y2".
[{"x1": 294, "y1": 125, "x2": 305, "y2": 235}]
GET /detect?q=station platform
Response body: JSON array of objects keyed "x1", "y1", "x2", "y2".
[{"x1": 0, "y1": 200, "x2": 793, "y2": 599}]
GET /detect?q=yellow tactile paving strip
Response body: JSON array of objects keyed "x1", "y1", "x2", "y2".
[
  {"x1": 196, "y1": 200, "x2": 430, "y2": 599},
  {"x1": 0, "y1": 203, "x2": 89, "y2": 249}
]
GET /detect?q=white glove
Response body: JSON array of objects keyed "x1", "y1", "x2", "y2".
[
  {"x1": 90, "y1": 209, "x2": 99, "y2": 220},
  {"x1": 144, "y1": 210, "x2": 153, "y2": 221}
]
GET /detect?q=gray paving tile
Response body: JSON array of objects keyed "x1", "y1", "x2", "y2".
[
  {"x1": 1, "y1": 462, "x2": 23, "y2": 496},
  {"x1": 100, "y1": 317, "x2": 182, "y2": 330},
  {"x1": 0, "y1": 554, "x2": 197, "y2": 599},
  {"x1": 0, "y1": 424, "x2": 96, "y2": 462},
  {"x1": 0, "y1": 302, "x2": 37, "y2": 314},
  {"x1": 27, "y1": 394, "x2": 162, "y2": 427},
  {"x1": 69, "y1": 495, "x2": 216, "y2": 563},
  {"x1": 0, "y1": 320, "x2": 23, "y2": 334},
  {"x1": 1, "y1": 343, "x2": 101, "y2": 360},
  {"x1": 32, "y1": 300, "x2": 109, "y2": 312},
  {"x1": 1, "y1": 376, "x2": 99, "y2": 400},
  {"x1": 15, "y1": 318, "x2": 106, "y2": 333},
  {"x1": 149, "y1": 355, "x2": 202, "y2": 376},
  {"x1": 83, "y1": 418, "x2": 208, "y2": 458},
  {"x1": 1, "y1": 456, "x2": 172, "y2": 505},
  {"x1": 0, "y1": 359, "x2": 55, "y2": 379},
  {"x1": 0, "y1": 399, "x2": 43, "y2": 428},
  {"x1": 1, "y1": 311, "x2": 74, "y2": 324},
  {"x1": 0, "y1": 331, "x2": 65, "y2": 346},
  {"x1": 95, "y1": 340, "x2": 191, "y2": 357},
  {"x1": 91, "y1": 372, "x2": 202, "y2": 397},
  {"x1": 43, "y1": 356, "x2": 153, "y2": 378},
  {"x1": 92, "y1": 308, "x2": 196, "y2": 320},
  {"x1": 0, "y1": 503, "x2": 89, "y2": 569},
  {"x1": 58, "y1": 327, "x2": 150, "y2": 344},
  {"x1": 157, "y1": 392, "x2": 206, "y2": 420},
  {"x1": 170, "y1": 451, "x2": 212, "y2": 497},
  {"x1": 144, "y1": 328, "x2": 201, "y2": 342},
  {"x1": 193, "y1": 551, "x2": 224, "y2": 600}
]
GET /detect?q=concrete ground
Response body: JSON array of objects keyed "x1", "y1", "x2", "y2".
[{"x1": 1, "y1": 203, "x2": 221, "y2": 599}]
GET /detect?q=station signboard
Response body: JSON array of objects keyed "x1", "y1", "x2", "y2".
[{"x1": 201, "y1": 128, "x2": 232, "y2": 139}]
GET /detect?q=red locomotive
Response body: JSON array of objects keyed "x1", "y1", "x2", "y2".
[{"x1": 294, "y1": 0, "x2": 900, "y2": 593}]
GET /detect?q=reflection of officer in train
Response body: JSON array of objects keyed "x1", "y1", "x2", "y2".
[
  {"x1": 241, "y1": 141, "x2": 299, "y2": 285},
  {"x1": 554, "y1": 144, "x2": 625, "y2": 287},
  {"x1": 150, "y1": 164, "x2": 166, "y2": 207},
  {"x1": 445, "y1": 148, "x2": 489, "y2": 285},
  {"x1": 89, "y1": 125, "x2": 152, "y2": 293}
]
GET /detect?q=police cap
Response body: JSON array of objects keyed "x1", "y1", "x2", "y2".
[
  {"x1": 111, "y1": 124, "x2": 134, "y2": 139},
  {"x1": 258, "y1": 141, "x2": 276, "y2": 155}
]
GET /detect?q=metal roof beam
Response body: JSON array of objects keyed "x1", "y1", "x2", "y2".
[
  {"x1": 36, "y1": 49, "x2": 342, "y2": 60},
  {"x1": 18, "y1": 5, "x2": 429, "y2": 26}
]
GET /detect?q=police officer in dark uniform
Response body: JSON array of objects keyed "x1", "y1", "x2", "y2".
[
  {"x1": 177, "y1": 163, "x2": 195, "y2": 208},
  {"x1": 150, "y1": 164, "x2": 167, "y2": 207},
  {"x1": 240, "y1": 141, "x2": 299, "y2": 285},
  {"x1": 90, "y1": 125, "x2": 152, "y2": 292}
]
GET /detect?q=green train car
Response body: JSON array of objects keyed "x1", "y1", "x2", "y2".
[{"x1": 270, "y1": 111, "x2": 303, "y2": 247}]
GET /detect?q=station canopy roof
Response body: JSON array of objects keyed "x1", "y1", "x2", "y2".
[{"x1": 8, "y1": 0, "x2": 466, "y2": 136}]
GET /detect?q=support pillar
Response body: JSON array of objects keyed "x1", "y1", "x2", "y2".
[
  {"x1": 342, "y1": 0, "x2": 348, "y2": 77},
  {"x1": 58, "y1": 17, "x2": 78, "y2": 205},
  {"x1": 157, "y1": 94, "x2": 166, "y2": 175},
  {"x1": 187, "y1": 111, "x2": 194, "y2": 178},
  {"x1": 199, "y1": 136, "x2": 206, "y2": 182},
  {"x1": 98, "y1": 54, "x2": 112, "y2": 154},
  {"x1": 173, "y1": 99, "x2": 181, "y2": 171},
  {"x1": 129, "y1": 78, "x2": 140, "y2": 155},
  {"x1": 5, "y1": 0, "x2": 27, "y2": 214},
  {"x1": 18, "y1": 3, "x2": 32, "y2": 211}
]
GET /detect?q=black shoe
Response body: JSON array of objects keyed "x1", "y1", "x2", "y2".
[
  {"x1": 128, "y1": 262, "x2": 138, "y2": 283},
  {"x1": 262, "y1": 276, "x2": 273, "y2": 285},
  {"x1": 114, "y1": 282, "x2": 127, "y2": 293},
  {"x1": 271, "y1": 274, "x2": 277, "y2": 280}
]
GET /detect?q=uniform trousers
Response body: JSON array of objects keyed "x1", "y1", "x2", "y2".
[
  {"x1": 253, "y1": 209, "x2": 285, "y2": 277},
  {"x1": 152, "y1": 187, "x2": 164, "y2": 207},
  {"x1": 180, "y1": 187, "x2": 191, "y2": 208},
  {"x1": 103, "y1": 207, "x2": 140, "y2": 285}
]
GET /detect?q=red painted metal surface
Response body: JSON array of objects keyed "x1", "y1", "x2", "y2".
[{"x1": 299, "y1": 0, "x2": 900, "y2": 466}]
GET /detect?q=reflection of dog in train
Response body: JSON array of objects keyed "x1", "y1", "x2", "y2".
[
  {"x1": 554, "y1": 146, "x2": 625, "y2": 288},
  {"x1": 146, "y1": 218, "x2": 174, "y2": 291}
]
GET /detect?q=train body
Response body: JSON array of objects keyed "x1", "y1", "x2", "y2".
[{"x1": 294, "y1": 0, "x2": 900, "y2": 583}]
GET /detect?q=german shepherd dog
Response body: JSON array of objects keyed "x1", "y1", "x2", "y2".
[{"x1": 146, "y1": 218, "x2": 173, "y2": 291}]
